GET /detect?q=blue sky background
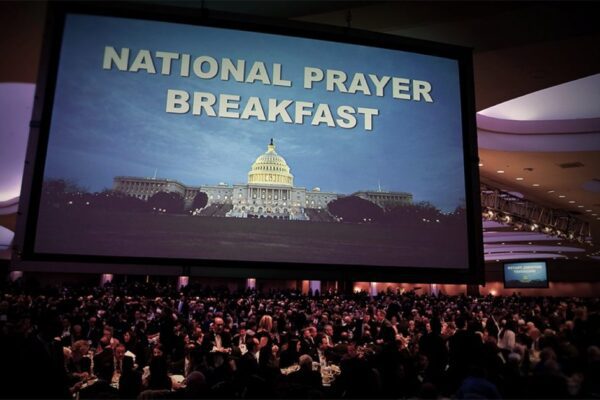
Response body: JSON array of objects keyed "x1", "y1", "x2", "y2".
[{"x1": 45, "y1": 14, "x2": 467, "y2": 212}]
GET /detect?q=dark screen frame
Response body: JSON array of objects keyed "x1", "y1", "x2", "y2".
[
  {"x1": 503, "y1": 260, "x2": 549, "y2": 289},
  {"x1": 13, "y1": 1, "x2": 484, "y2": 284}
]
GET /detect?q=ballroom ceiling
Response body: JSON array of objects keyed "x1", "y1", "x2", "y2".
[{"x1": 0, "y1": 1, "x2": 599, "y2": 263}]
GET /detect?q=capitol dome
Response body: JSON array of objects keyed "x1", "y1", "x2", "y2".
[{"x1": 248, "y1": 139, "x2": 294, "y2": 186}]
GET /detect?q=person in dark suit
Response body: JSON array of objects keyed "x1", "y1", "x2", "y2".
[
  {"x1": 232, "y1": 326, "x2": 251, "y2": 349},
  {"x1": 418, "y1": 317, "x2": 448, "y2": 385},
  {"x1": 85, "y1": 316, "x2": 103, "y2": 348},
  {"x1": 146, "y1": 355, "x2": 172, "y2": 391},
  {"x1": 287, "y1": 355, "x2": 323, "y2": 396},
  {"x1": 201, "y1": 317, "x2": 232, "y2": 353},
  {"x1": 67, "y1": 340, "x2": 92, "y2": 383},
  {"x1": 18, "y1": 311, "x2": 71, "y2": 399},
  {"x1": 280, "y1": 338, "x2": 301, "y2": 368},
  {"x1": 374, "y1": 309, "x2": 396, "y2": 346},
  {"x1": 299, "y1": 327, "x2": 318, "y2": 360},
  {"x1": 447, "y1": 316, "x2": 484, "y2": 393},
  {"x1": 80, "y1": 350, "x2": 118, "y2": 399},
  {"x1": 118, "y1": 355, "x2": 142, "y2": 399}
]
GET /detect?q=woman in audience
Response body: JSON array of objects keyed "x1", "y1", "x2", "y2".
[{"x1": 498, "y1": 319, "x2": 517, "y2": 353}]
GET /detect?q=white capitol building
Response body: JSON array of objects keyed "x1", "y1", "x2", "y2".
[{"x1": 113, "y1": 139, "x2": 412, "y2": 220}]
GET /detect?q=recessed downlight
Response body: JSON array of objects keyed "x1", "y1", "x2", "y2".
[
  {"x1": 497, "y1": 170, "x2": 505, "y2": 174},
  {"x1": 516, "y1": 177, "x2": 524, "y2": 181}
]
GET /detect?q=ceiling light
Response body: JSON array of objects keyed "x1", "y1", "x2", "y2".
[
  {"x1": 586, "y1": 209, "x2": 592, "y2": 212},
  {"x1": 568, "y1": 200, "x2": 576, "y2": 204},
  {"x1": 532, "y1": 183, "x2": 540, "y2": 187},
  {"x1": 478, "y1": 163, "x2": 484, "y2": 167},
  {"x1": 559, "y1": 195, "x2": 566, "y2": 198},
  {"x1": 516, "y1": 177, "x2": 524, "y2": 181},
  {"x1": 547, "y1": 190, "x2": 555, "y2": 193},
  {"x1": 497, "y1": 170, "x2": 505, "y2": 174},
  {"x1": 578, "y1": 205, "x2": 584, "y2": 208}
]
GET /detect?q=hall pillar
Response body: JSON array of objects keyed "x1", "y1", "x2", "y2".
[
  {"x1": 100, "y1": 273, "x2": 113, "y2": 286},
  {"x1": 301, "y1": 280, "x2": 310, "y2": 294},
  {"x1": 9, "y1": 270, "x2": 23, "y2": 282},
  {"x1": 177, "y1": 275, "x2": 189, "y2": 289},
  {"x1": 309, "y1": 280, "x2": 321, "y2": 295},
  {"x1": 370, "y1": 282, "x2": 378, "y2": 297}
]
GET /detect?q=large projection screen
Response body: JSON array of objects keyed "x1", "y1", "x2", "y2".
[{"x1": 14, "y1": 4, "x2": 483, "y2": 282}]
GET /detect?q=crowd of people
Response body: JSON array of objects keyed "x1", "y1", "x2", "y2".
[{"x1": 0, "y1": 279, "x2": 599, "y2": 399}]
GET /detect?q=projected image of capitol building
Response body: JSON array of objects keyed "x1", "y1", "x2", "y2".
[{"x1": 113, "y1": 139, "x2": 412, "y2": 220}]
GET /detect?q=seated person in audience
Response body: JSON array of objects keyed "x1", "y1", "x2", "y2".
[
  {"x1": 121, "y1": 329, "x2": 140, "y2": 358},
  {"x1": 114, "y1": 343, "x2": 127, "y2": 374},
  {"x1": 300, "y1": 327, "x2": 318, "y2": 359},
  {"x1": 85, "y1": 316, "x2": 103, "y2": 348},
  {"x1": 80, "y1": 353, "x2": 118, "y2": 399},
  {"x1": 323, "y1": 323, "x2": 336, "y2": 347},
  {"x1": 102, "y1": 325, "x2": 120, "y2": 349},
  {"x1": 67, "y1": 339, "x2": 92, "y2": 382},
  {"x1": 71, "y1": 324, "x2": 85, "y2": 344},
  {"x1": 119, "y1": 356, "x2": 142, "y2": 399},
  {"x1": 170, "y1": 342, "x2": 201, "y2": 376},
  {"x1": 317, "y1": 334, "x2": 336, "y2": 364},
  {"x1": 232, "y1": 324, "x2": 251, "y2": 350},
  {"x1": 202, "y1": 317, "x2": 232, "y2": 353},
  {"x1": 144, "y1": 355, "x2": 172, "y2": 391},
  {"x1": 288, "y1": 355, "x2": 323, "y2": 394},
  {"x1": 279, "y1": 337, "x2": 301, "y2": 368}
]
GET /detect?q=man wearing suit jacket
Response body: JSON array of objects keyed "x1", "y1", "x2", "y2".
[
  {"x1": 288, "y1": 355, "x2": 323, "y2": 394},
  {"x1": 232, "y1": 326, "x2": 251, "y2": 349},
  {"x1": 374, "y1": 309, "x2": 396, "y2": 346},
  {"x1": 201, "y1": 317, "x2": 232, "y2": 353},
  {"x1": 300, "y1": 327, "x2": 318, "y2": 360}
]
